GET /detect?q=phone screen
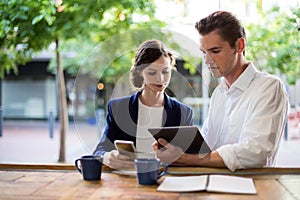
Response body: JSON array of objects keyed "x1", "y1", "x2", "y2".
[{"x1": 114, "y1": 140, "x2": 136, "y2": 160}]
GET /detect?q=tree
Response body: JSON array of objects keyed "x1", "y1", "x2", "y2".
[
  {"x1": 0, "y1": 0, "x2": 159, "y2": 162},
  {"x1": 0, "y1": 0, "x2": 55, "y2": 76},
  {"x1": 246, "y1": 6, "x2": 300, "y2": 84}
]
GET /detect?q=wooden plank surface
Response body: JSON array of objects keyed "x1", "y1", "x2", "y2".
[
  {"x1": 278, "y1": 176, "x2": 300, "y2": 200},
  {"x1": 1, "y1": 170, "x2": 300, "y2": 200},
  {"x1": 254, "y1": 179, "x2": 296, "y2": 200}
]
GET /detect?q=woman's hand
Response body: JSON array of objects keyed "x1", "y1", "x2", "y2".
[
  {"x1": 103, "y1": 150, "x2": 135, "y2": 170},
  {"x1": 153, "y1": 138, "x2": 185, "y2": 165}
]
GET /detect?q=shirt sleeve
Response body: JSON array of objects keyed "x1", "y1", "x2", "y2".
[{"x1": 217, "y1": 77, "x2": 289, "y2": 171}]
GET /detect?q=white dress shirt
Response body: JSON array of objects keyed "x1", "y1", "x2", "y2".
[{"x1": 201, "y1": 63, "x2": 289, "y2": 171}]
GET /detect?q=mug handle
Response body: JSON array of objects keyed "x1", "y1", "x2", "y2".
[
  {"x1": 158, "y1": 162, "x2": 168, "y2": 179},
  {"x1": 75, "y1": 159, "x2": 82, "y2": 173}
]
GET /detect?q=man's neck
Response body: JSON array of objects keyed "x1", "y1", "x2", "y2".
[{"x1": 224, "y1": 62, "x2": 249, "y2": 88}]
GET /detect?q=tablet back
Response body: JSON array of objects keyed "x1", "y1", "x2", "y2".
[{"x1": 148, "y1": 126, "x2": 211, "y2": 154}]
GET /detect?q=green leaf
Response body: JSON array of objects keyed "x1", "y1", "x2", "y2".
[
  {"x1": 246, "y1": 6, "x2": 300, "y2": 84},
  {"x1": 32, "y1": 15, "x2": 43, "y2": 25}
]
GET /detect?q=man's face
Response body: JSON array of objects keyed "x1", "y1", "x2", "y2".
[{"x1": 200, "y1": 30, "x2": 239, "y2": 79}]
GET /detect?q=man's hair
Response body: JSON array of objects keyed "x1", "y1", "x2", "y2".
[{"x1": 195, "y1": 11, "x2": 246, "y2": 49}]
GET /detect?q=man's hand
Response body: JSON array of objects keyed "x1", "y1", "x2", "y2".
[{"x1": 153, "y1": 138, "x2": 185, "y2": 165}]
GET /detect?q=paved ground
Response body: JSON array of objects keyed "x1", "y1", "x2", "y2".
[
  {"x1": 0, "y1": 120, "x2": 101, "y2": 164},
  {"x1": 0, "y1": 119, "x2": 299, "y2": 167}
]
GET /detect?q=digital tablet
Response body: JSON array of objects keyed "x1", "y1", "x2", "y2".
[{"x1": 148, "y1": 126, "x2": 211, "y2": 154}]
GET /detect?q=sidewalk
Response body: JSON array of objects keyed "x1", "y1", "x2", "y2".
[
  {"x1": 0, "y1": 120, "x2": 101, "y2": 164},
  {"x1": 0, "y1": 119, "x2": 299, "y2": 167}
]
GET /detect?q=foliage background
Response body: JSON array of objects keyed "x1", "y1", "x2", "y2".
[{"x1": 246, "y1": 6, "x2": 300, "y2": 84}]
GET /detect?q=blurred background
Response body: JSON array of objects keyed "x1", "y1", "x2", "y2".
[{"x1": 0, "y1": 0, "x2": 299, "y2": 165}]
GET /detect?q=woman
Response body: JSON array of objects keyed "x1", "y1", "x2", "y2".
[{"x1": 93, "y1": 39, "x2": 193, "y2": 170}]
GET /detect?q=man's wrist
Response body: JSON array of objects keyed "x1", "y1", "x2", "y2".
[{"x1": 176, "y1": 153, "x2": 196, "y2": 165}]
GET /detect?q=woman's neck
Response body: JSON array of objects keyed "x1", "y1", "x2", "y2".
[{"x1": 139, "y1": 90, "x2": 164, "y2": 107}]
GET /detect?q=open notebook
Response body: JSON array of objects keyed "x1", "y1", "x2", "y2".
[{"x1": 157, "y1": 175, "x2": 257, "y2": 194}]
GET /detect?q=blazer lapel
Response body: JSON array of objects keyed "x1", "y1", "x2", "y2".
[
  {"x1": 163, "y1": 93, "x2": 180, "y2": 126},
  {"x1": 129, "y1": 92, "x2": 139, "y2": 127}
]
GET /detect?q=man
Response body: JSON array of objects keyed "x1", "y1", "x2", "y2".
[{"x1": 154, "y1": 11, "x2": 289, "y2": 171}]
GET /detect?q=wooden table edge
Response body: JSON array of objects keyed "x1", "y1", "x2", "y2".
[
  {"x1": 168, "y1": 167, "x2": 300, "y2": 175},
  {"x1": 0, "y1": 163, "x2": 300, "y2": 175},
  {"x1": 0, "y1": 163, "x2": 77, "y2": 170}
]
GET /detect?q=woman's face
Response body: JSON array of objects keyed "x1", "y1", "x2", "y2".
[{"x1": 141, "y1": 55, "x2": 172, "y2": 93}]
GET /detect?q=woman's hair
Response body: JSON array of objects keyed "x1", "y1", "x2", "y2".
[
  {"x1": 195, "y1": 11, "x2": 246, "y2": 51},
  {"x1": 130, "y1": 39, "x2": 175, "y2": 90}
]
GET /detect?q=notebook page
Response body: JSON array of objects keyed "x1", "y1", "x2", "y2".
[
  {"x1": 157, "y1": 175, "x2": 208, "y2": 192},
  {"x1": 207, "y1": 175, "x2": 257, "y2": 194}
]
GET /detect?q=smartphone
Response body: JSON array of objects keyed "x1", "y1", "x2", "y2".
[{"x1": 114, "y1": 140, "x2": 136, "y2": 160}]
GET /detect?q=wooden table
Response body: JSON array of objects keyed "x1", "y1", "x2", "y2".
[{"x1": 0, "y1": 164, "x2": 300, "y2": 200}]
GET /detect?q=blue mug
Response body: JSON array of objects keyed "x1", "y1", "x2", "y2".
[
  {"x1": 135, "y1": 158, "x2": 168, "y2": 185},
  {"x1": 75, "y1": 155, "x2": 102, "y2": 181}
]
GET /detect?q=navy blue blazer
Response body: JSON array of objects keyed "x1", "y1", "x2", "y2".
[{"x1": 93, "y1": 91, "x2": 193, "y2": 156}]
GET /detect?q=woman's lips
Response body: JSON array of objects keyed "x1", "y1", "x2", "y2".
[{"x1": 153, "y1": 84, "x2": 165, "y2": 89}]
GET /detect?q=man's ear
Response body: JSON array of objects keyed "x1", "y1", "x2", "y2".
[{"x1": 235, "y1": 37, "x2": 246, "y2": 54}]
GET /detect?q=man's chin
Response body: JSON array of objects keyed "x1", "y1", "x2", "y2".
[{"x1": 210, "y1": 72, "x2": 222, "y2": 78}]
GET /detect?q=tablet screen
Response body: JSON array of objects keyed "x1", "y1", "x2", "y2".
[{"x1": 148, "y1": 126, "x2": 211, "y2": 154}]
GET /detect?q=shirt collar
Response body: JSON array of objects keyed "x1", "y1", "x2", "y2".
[{"x1": 221, "y1": 62, "x2": 258, "y2": 92}]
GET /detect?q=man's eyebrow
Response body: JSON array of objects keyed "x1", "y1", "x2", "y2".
[
  {"x1": 207, "y1": 47, "x2": 221, "y2": 51},
  {"x1": 200, "y1": 47, "x2": 221, "y2": 53}
]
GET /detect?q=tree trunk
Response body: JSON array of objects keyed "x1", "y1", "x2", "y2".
[{"x1": 56, "y1": 37, "x2": 68, "y2": 162}]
